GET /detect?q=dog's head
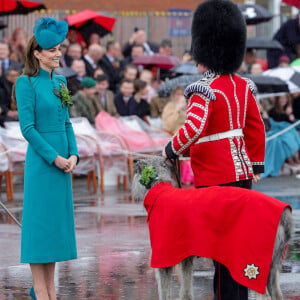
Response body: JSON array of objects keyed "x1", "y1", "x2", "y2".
[{"x1": 132, "y1": 156, "x2": 175, "y2": 201}]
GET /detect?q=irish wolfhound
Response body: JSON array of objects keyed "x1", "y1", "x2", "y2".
[{"x1": 132, "y1": 156, "x2": 293, "y2": 300}]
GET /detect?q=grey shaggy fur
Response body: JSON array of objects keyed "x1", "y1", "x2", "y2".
[{"x1": 132, "y1": 156, "x2": 293, "y2": 300}]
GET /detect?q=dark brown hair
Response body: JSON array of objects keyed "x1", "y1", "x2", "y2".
[
  {"x1": 133, "y1": 79, "x2": 147, "y2": 94},
  {"x1": 274, "y1": 94, "x2": 291, "y2": 114},
  {"x1": 23, "y1": 35, "x2": 42, "y2": 76},
  {"x1": 95, "y1": 74, "x2": 109, "y2": 83},
  {"x1": 132, "y1": 43, "x2": 144, "y2": 51},
  {"x1": 124, "y1": 64, "x2": 138, "y2": 73},
  {"x1": 120, "y1": 78, "x2": 134, "y2": 86},
  {"x1": 11, "y1": 35, "x2": 42, "y2": 103}
]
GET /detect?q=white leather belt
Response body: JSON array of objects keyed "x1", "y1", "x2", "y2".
[{"x1": 195, "y1": 129, "x2": 243, "y2": 144}]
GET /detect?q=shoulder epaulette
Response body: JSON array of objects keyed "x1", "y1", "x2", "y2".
[
  {"x1": 184, "y1": 79, "x2": 216, "y2": 100},
  {"x1": 242, "y1": 77, "x2": 258, "y2": 96}
]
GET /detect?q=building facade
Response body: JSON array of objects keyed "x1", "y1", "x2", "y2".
[{"x1": 43, "y1": 0, "x2": 205, "y2": 11}]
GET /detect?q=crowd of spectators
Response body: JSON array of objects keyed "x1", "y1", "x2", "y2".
[
  {"x1": 1, "y1": 24, "x2": 300, "y2": 177},
  {"x1": 0, "y1": 27, "x2": 195, "y2": 130}
]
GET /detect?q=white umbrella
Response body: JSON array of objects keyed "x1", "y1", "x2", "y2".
[
  {"x1": 262, "y1": 66, "x2": 300, "y2": 93},
  {"x1": 237, "y1": 3, "x2": 273, "y2": 25}
]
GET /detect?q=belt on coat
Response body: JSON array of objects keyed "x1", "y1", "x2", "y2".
[
  {"x1": 37, "y1": 124, "x2": 66, "y2": 133},
  {"x1": 195, "y1": 128, "x2": 243, "y2": 144}
]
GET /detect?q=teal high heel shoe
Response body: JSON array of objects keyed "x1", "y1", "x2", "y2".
[{"x1": 30, "y1": 286, "x2": 37, "y2": 300}]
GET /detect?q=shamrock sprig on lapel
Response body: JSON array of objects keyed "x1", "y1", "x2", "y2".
[{"x1": 53, "y1": 83, "x2": 73, "y2": 107}]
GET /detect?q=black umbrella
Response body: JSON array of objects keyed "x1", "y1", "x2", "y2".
[
  {"x1": 263, "y1": 66, "x2": 300, "y2": 93},
  {"x1": 158, "y1": 73, "x2": 289, "y2": 98},
  {"x1": 54, "y1": 67, "x2": 77, "y2": 79},
  {"x1": 238, "y1": 3, "x2": 273, "y2": 25},
  {"x1": 246, "y1": 37, "x2": 284, "y2": 50},
  {"x1": 0, "y1": 0, "x2": 45, "y2": 16},
  {"x1": 243, "y1": 74, "x2": 289, "y2": 94},
  {"x1": 170, "y1": 62, "x2": 199, "y2": 75},
  {"x1": 66, "y1": 10, "x2": 116, "y2": 42},
  {"x1": 158, "y1": 74, "x2": 202, "y2": 98}
]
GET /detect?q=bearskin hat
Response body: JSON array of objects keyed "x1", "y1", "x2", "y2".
[{"x1": 191, "y1": 0, "x2": 246, "y2": 74}]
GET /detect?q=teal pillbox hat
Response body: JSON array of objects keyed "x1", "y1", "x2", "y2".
[
  {"x1": 34, "y1": 17, "x2": 68, "y2": 49},
  {"x1": 80, "y1": 77, "x2": 97, "y2": 88}
]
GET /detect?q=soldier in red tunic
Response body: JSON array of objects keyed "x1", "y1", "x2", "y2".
[{"x1": 163, "y1": 0, "x2": 266, "y2": 299}]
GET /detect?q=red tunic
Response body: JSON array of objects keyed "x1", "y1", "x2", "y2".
[
  {"x1": 165, "y1": 72, "x2": 265, "y2": 187},
  {"x1": 144, "y1": 182, "x2": 291, "y2": 294}
]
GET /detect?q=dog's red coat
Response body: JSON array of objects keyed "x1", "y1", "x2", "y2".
[{"x1": 144, "y1": 182, "x2": 291, "y2": 294}]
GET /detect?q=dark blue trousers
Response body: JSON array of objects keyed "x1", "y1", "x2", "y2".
[{"x1": 198, "y1": 179, "x2": 252, "y2": 300}]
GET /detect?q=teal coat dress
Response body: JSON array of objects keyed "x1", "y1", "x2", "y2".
[{"x1": 16, "y1": 67, "x2": 79, "y2": 263}]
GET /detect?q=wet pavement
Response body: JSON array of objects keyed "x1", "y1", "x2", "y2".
[{"x1": 0, "y1": 174, "x2": 300, "y2": 300}]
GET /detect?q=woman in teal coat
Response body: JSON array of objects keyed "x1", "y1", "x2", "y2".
[{"x1": 15, "y1": 18, "x2": 79, "y2": 300}]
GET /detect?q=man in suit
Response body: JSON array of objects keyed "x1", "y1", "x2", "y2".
[
  {"x1": 267, "y1": 14, "x2": 300, "y2": 68},
  {"x1": 0, "y1": 67, "x2": 21, "y2": 125},
  {"x1": 158, "y1": 39, "x2": 174, "y2": 80},
  {"x1": 114, "y1": 79, "x2": 138, "y2": 116},
  {"x1": 0, "y1": 40, "x2": 22, "y2": 77},
  {"x1": 103, "y1": 41, "x2": 120, "y2": 69},
  {"x1": 94, "y1": 74, "x2": 118, "y2": 117},
  {"x1": 116, "y1": 64, "x2": 139, "y2": 92},
  {"x1": 98, "y1": 41, "x2": 120, "y2": 92},
  {"x1": 68, "y1": 59, "x2": 87, "y2": 95},
  {"x1": 122, "y1": 64, "x2": 139, "y2": 81},
  {"x1": 59, "y1": 39, "x2": 70, "y2": 67},
  {"x1": 83, "y1": 44, "x2": 104, "y2": 77},
  {"x1": 158, "y1": 39, "x2": 173, "y2": 56},
  {"x1": 122, "y1": 29, "x2": 158, "y2": 58},
  {"x1": 63, "y1": 43, "x2": 82, "y2": 67},
  {"x1": 120, "y1": 43, "x2": 145, "y2": 71}
]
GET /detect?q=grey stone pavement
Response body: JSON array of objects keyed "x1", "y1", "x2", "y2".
[{"x1": 0, "y1": 174, "x2": 300, "y2": 300}]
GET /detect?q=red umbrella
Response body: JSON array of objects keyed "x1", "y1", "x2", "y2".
[
  {"x1": 66, "y1": 9, "x2": 116, "y2": 40},
  {"x1": 0, "y1": 0, "x2": 45, "y2": 15},
  {"x1": 282, "y1": 0, "x2": 300, "y2": 9},
  {"x1": 132, "y1": 54, "x2": 180, "y2": 69}
]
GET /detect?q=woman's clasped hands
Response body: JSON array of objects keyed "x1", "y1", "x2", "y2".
[{"x1": 54, "y1": 155, "x2": 77, "y2": 173}]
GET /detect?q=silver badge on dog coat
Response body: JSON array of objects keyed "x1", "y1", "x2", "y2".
[{"x1": 244, "y1": 264, "x2": 260, "y2": 279}]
